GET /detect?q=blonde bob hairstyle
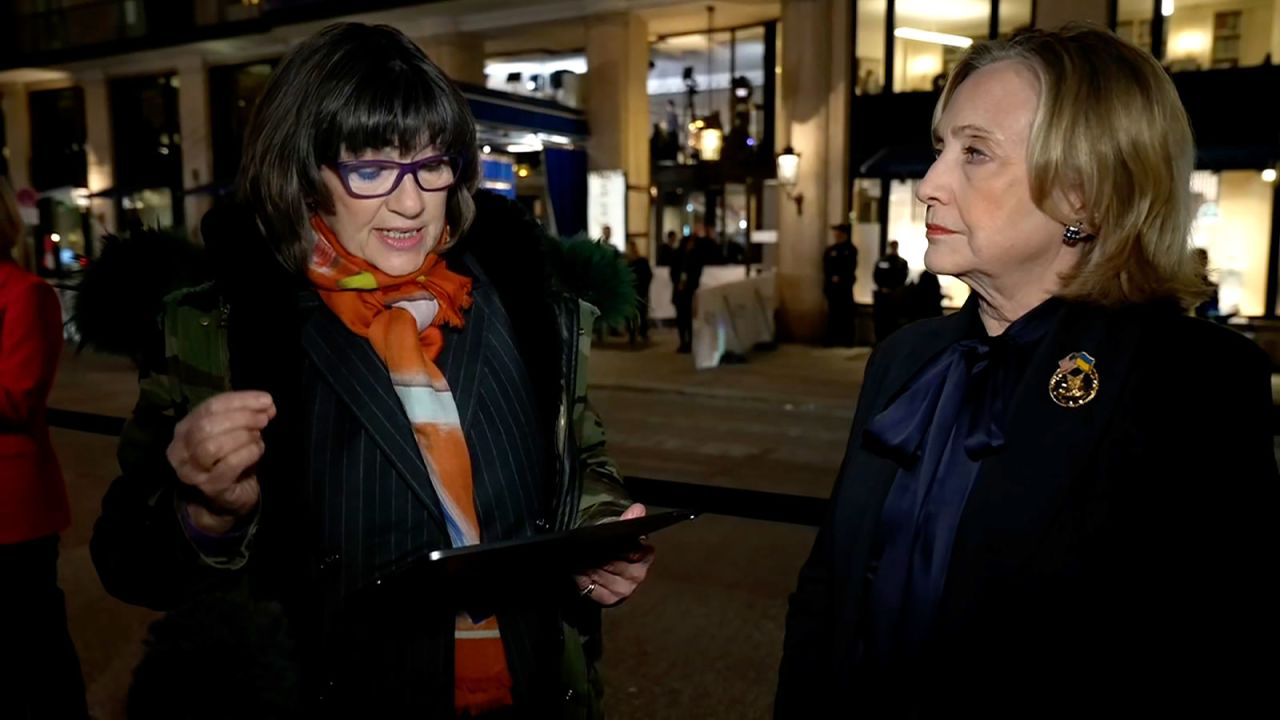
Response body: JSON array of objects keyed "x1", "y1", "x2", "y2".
[{"x1": 934, "y1": 24, "x2": 1211, "y2": 309}]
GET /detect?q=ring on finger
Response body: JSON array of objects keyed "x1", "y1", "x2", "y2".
[{"x1": 580, "y1": 581, "x2": 597, "y2": 598}]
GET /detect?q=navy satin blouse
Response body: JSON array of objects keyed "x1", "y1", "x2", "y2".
[{"x1": 861, "y1": 297, "x2": 1064, "y2": 663}]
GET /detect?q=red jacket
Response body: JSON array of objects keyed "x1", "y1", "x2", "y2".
[{"x1": 0, "y1": 259, "x2": 69, "y2": 544}]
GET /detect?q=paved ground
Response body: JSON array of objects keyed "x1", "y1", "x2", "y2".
[
  {"x1": 42, "y1": 328, "x2": 1280, "y2": 719},
  {"x1": 44, "y1": 328, "x2": 865, "y2": 719}
]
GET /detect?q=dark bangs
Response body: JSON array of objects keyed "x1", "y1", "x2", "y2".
[
  {"x1": 313, "y1": 30, "x2": 477, "y2": 165},
  {"x1": 237, "y1": 23, "x2": 480, "y2": 275}
]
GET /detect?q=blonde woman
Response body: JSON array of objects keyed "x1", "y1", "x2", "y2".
[{"x1": 778, "y1": 26, "x2": 1275, "y2": 716}]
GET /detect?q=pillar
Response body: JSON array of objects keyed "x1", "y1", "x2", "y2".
[
  {"x1": 776, "y1": 0, "x2": 850, "y2": 342},
  {"x1": 177, "y1": 56, "x2": 213, "y2": 238},
  {"x1": 420, "y1": 33, "x2": 487, "y2": 86},
  {"x1": 79, "y1": 70, "x2": 116, "y2": 238},
  {"x1": 585, "y1": 12, "x2": 651, "y2": 254}
]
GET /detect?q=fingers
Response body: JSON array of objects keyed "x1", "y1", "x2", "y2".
[
  {"x1": 181, "y1": 408, "x2": 273, "y2": 448},
  {"x1": 599, "y1": 544, "x2": 656, "y2": 579},
  {"x1": 575, "y1": 573, "x2": 624, "y2": 607},
  {"x1": 197, "y1": 391, "x2": 275, "y2": 416},
  {"x1": 204, "y1": 438, "x2": 266, "y2": 492},
  {"x1": 576, "y1": 544, "x2": 656, "y2": 607},
  {"x1": 168, "y1": 392, "x2": 274, "y2": 482},
  {"x1": 597, "y1": 503, "x2": 647, "y2": 525},
  {"x1": 166, "y1": 392, "x2": 272, "y2": 517},
  {"x1": 187, "y1": 428, "x2": 262, "y2": 471},
  {"x1": 211, "y1": 475, "x2": 261, "y2": 516}
]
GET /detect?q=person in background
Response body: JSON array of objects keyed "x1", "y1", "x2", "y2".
[
  {"x1": 1192, "y1": 247, "x2": 1222, "y2": 320},
  {"x1": 872, "y1": 240, "x2": 909, "y2": 342},
  {"x1": 625, "y1": 239, "x2": 653, "y2": 346},
  {"x1": 822, "y1": 222, "x2": 858, "y2": 346},
  {"x1": 0, "y1": 178, "x2": 88, "y2": 719},
  {"x1": 599, "y1": 224, "x2": 614, "y2": 247},
  {"x1": 657, "y1": 229, "x2": 679, "y2": 266},
  {"x1": 671, "y1": 225, "x2": 708, "y2": 353},
  {"x1": 909, "y1": 269, "x2": 944, "y2": 321},
  {"x1": 665, "y1": 99, "x2": 681, "y2": 145}
]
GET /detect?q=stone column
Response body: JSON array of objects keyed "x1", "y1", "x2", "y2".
[{"x1": 585, "y1": 12, "x2": 651, "y2": 253}]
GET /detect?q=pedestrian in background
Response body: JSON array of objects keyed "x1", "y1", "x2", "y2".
[{"x1": 0, "y1": 177, "x2": 88, "y2": 719}]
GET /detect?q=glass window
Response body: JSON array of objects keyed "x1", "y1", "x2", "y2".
[
  {"x1": 851, "y1": 178, "x2": 882, "y2": 303},
  {"x1": 887, "y1": 178, "x2": 969, "y2": 308},
  {"x1": 29, "y1": 87, "x2": 87, "y2": 191},
  {"x1": 1164, "y1": 0, "x2": 1277, "y2": 71},
  {"x1": 1190, "y1": 169, "x2": 1273, "y2": 317},
  {"x1": 998, "y1": 0, "x2": 1034, "y2": 38},
  {"x1": 210, "y1": 61, "x2": 275, "y2": 189},
  {"x1": 1117, "y1": 0, "x2": 1156, "y2": 55},
  {"x1": 723, "y1": 25, "x2": 768, "y2": 171},
  {"x1": 722, "y1": 183, "x2": 752, "y2": 264},
  {"x1": 856, "y1": 0, "x2": 888, "y2": 95},
  {"x1": 36, "y1": 190, "x2": 90, "y2": 277},
  {"x1": 109, "y1": 74, "x2": 182, "y2": 197},
  {"x1": 121, "y1": 188, "x2": 176, "y2": 231},
  {"x1": 649, "y1": 30, "x2": 745, "y2": 164},
  {"x1": 893, "y1": 0, "x2": 988, "y2": 92}
]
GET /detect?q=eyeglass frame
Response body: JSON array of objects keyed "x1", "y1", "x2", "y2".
[{"x1": 326, "y1": 154, "x2": 461, "y2": 199}]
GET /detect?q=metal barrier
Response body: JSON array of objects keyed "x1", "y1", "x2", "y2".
[{"x1": 46, "y1": 408, "x2": 827, "y2": 528}]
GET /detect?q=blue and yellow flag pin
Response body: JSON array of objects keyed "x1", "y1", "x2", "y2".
[{"x1": 1050, "y1": 351, "x2": 1099, "y2": 408}]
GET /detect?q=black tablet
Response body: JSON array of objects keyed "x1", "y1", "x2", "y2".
[{"x1": 425, "y1": 509, "x2": 698, "y2": 579}]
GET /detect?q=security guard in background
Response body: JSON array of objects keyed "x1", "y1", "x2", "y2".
[
  {"x1": 873, "y1": 240, "x2": 909, "y2": 342},
  {"x1": 823, "y1": 222, "x2": 858, "y2": 346}
]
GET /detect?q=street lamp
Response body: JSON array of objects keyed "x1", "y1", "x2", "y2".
[{"x1": 776, "y1": 146, "x2": 803, "y2": 214}]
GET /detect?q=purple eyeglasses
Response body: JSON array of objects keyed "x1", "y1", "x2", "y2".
[{"x1": 328, "y1": 154, "x2": 460, "y2": 199}]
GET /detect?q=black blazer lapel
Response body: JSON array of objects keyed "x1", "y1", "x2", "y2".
[
  {"x1": 301, "y1": 306, "x2": 447, "y2": 531},
  {"x1": 437, "y1": 255, "x2": 548, "y2": 542},
  {"x1": 940, "y1": 302, "x2": 1146, "y2": 621}
]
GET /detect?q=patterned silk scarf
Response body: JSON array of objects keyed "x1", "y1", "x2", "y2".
[{"x1": 306, "y1": 216, "x2": 513, "y2": 715}]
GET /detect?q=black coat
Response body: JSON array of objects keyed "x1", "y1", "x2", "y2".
[
  {"x1": 776, "y1": 297, "x2": 1277, "y2": 717},
  {"x1": 91, "y1": 193, "x2": 608, "y2": 717},
  {"x1": 824, "y1": 241, "x2": 857, "y2": 298}
]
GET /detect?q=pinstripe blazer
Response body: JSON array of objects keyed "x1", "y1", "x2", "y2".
[
  {"x1": 285, "y1": 256, "x2": 564, "y2": 714},
  {"x1": 93, "y1": 259, "x2": 603, "y2": 717}
]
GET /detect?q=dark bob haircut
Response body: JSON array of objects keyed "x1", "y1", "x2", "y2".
[{"x1": 238, "y1": 23, "x2": 479, "y2": 274}]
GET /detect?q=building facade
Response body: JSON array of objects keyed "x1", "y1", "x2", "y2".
[{"x1": 2, "y1": 0, "x2": 1277, "y2": 339}]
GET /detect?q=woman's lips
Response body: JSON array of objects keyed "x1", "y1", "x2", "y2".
[{"x1": 376, "y1": 227, "x2": 424, "y2": 250}]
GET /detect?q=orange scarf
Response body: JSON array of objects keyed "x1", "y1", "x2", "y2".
[{"x1": 306, "y1": 217, "x2": 513, "y2": 716}]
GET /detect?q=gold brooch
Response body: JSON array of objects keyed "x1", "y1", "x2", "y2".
[{"x1": 1049, "y1": 352, "x2": 1098, "y2": 408}]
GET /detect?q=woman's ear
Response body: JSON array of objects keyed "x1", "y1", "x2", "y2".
[{"x1": 1052, "y1": 184, "x2": 1093, "y2": 235}]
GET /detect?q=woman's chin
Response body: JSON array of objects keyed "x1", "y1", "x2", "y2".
[
  {"x1": 922, "y1": 246, "x2": 966, "y2": 278},
  {"x1": 368, "y1": 250, "x2": 430, "y2": 277}
]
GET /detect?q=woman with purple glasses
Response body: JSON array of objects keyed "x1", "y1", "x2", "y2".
[{"x1": 92, "y1": 22, "x2": 650, "y2": 718}]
